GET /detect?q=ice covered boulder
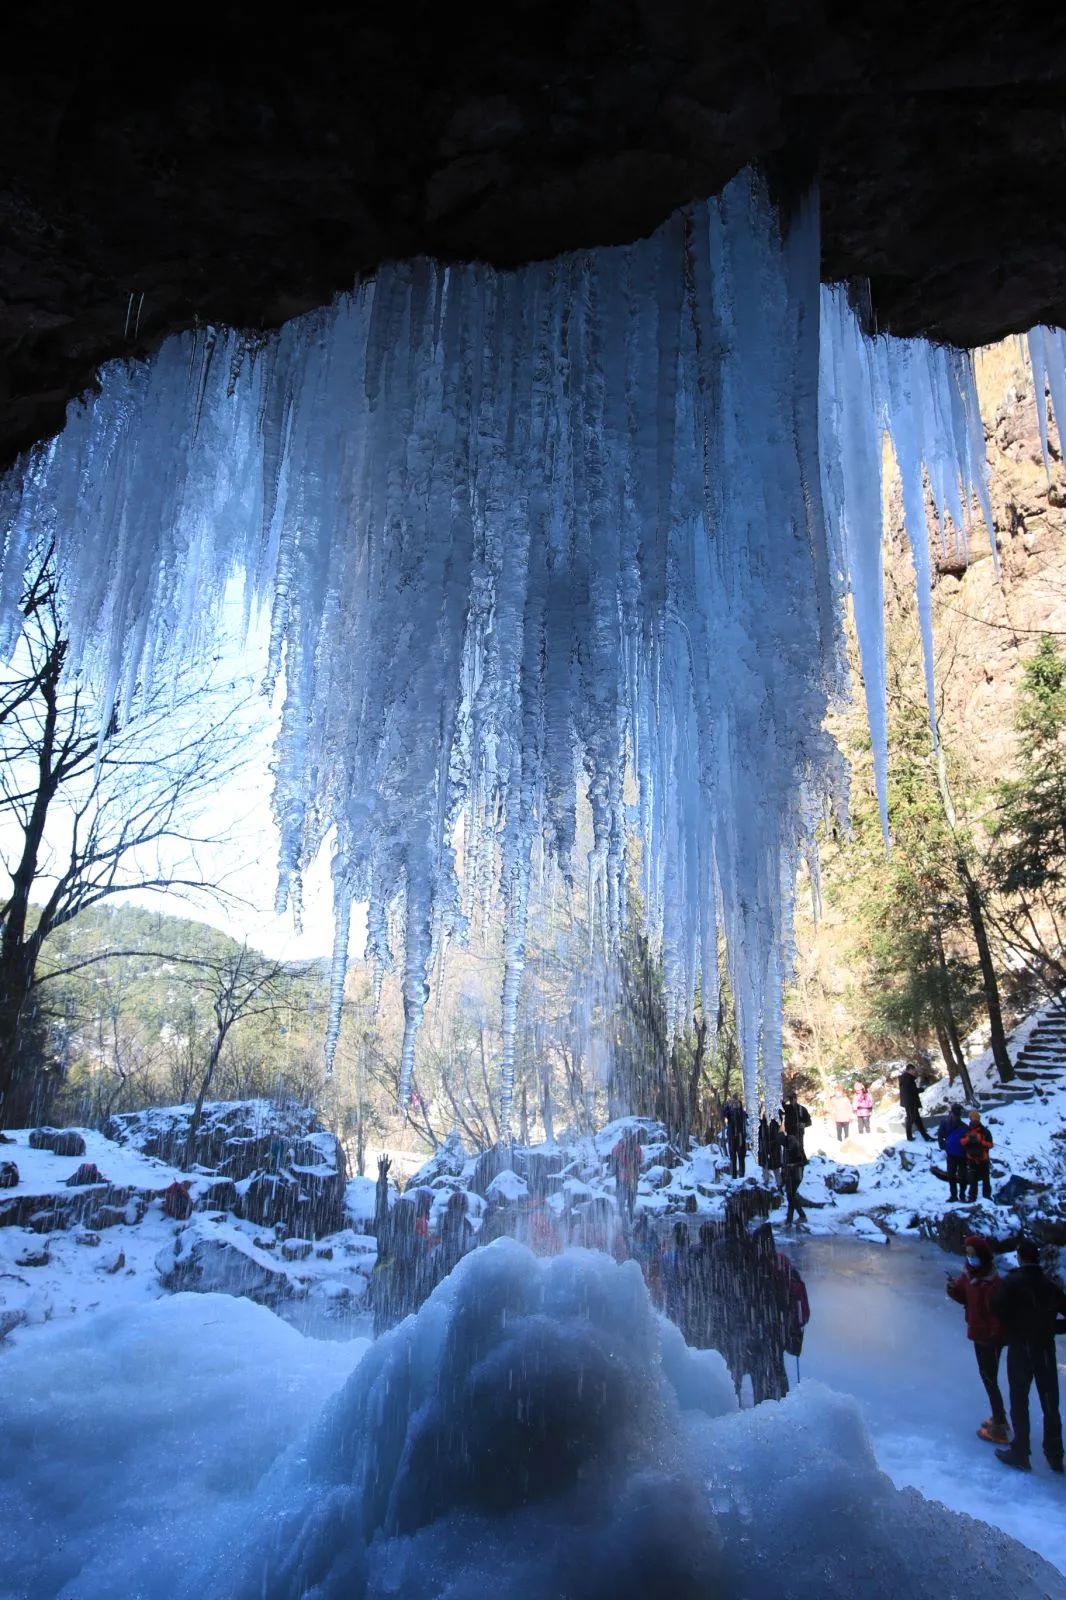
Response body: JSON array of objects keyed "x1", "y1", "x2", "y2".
[
  {"x1": 795, "y1": 1157, "x2": 834, "y2": 1207},
  {"x1": 156, "y1": 1219, "x2": 291, "y2": 1306},
  {"x1": 592, "y1": 1116, "x2": 666, "y2": 1164},
  {"x1": 485, "y1": 1169, "x2": 529, "y2": 1205},
  {"x1": 344, "y1": 1175, "x2": 378, "y2": 1231},
  {"x1": 850, "y1": 1215, "x2": 889, "y2": 1245},
  {"x1": 825, "y1": 1164, "x2": 860, "y2": 1195},
  {"x1": 222, "y1": 1239, "x2": 1062, "y2": 1600},
  {"x1": 27, "y1": 1126, "x2": 87, "y2": 1156},
  {"x1": 237, "y1": 1163, "x2": 344, "y2": 1240},
  {"x1": 406, "y1": 1129, "x2": 467, "y2": 1189},
  {"x1": 0, "y1": 1161, "x2": 17, "y2": 1189},
  {"x1": 936, "y1": 1205, "x2": 1017, "y2": 1257},
  {"x1": 105, "y1": 1100, "x2": 331, "y2": 1175},
  {"x1": 280, "y1": 1237, "x2": 314, "y2": 1262},
  {"x1": 469, "y1": 1142, "x2": 510, "y2": 1196}
]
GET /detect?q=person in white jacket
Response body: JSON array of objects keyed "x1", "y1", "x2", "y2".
[{"x1": 830, "y1": 1090, "x2": 852, "y2": 1142}]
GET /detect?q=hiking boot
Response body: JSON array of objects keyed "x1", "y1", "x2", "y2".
[
  {"x1": 1046, "y1": 1457, "x2": 1064, "y2": 1474},
  {"x1": 978, "y1": 1421, "x2": 1010, "y2": 1444},
  {"x1": 995, "y1": 1448, "x2": 1031, "y2": 1472}
]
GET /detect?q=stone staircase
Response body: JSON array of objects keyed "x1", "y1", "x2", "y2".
[{"x1": 979, "y1": 1003, "x2": 1066, "y2": 1110}]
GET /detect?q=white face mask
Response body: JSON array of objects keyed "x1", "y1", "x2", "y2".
[{"x1": 965, "y1": 1255, "x2": 982, "y2": 1270}]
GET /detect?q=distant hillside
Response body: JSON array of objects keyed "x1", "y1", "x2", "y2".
[{"x1": 38, "y1": 902, "x2": 332, "y2": 1126}]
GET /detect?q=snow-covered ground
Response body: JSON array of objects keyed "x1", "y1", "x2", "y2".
[{"x1": 628, "y1": 1002, "x2": 1066, "y2": 1248}]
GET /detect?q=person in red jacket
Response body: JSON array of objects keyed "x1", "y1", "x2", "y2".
[
  {"x1": 960, "y1": 1111, "x2": 994, "y2": 1201},
  {"x1": 947, "y1": 1233, "x2": 1008, "y2": 1443},
  {"x1": 610, "y1": 1127, "x2": 642, "y2": 1226}
]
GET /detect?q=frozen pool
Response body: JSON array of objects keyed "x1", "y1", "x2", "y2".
[{"x1": 786, "y1": 1235, "x2": 1066, "y2": 1575}]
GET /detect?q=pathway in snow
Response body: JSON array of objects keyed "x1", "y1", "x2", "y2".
[{"x1": 788, "y1": 1236, "x2": 1066, "y2": 1576}]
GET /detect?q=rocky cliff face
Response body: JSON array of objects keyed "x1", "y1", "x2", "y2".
[
  {"x1": 2, "y1": 3, "x2": 1064, "y2": 466},
  {"x1": 787, "y1": 343, "x2": 1066, "y2": 1080}
]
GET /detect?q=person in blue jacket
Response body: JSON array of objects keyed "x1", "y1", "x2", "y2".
[{"x1": 937, "y1": 1104, "x2": 968, "y2": 1202}]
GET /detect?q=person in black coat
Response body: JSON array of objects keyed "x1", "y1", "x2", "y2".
[
  {"x1": 991, "y1": 1238, "x2": 1066, "y2": 1472},
  {"x1": 898, "y1": 1063, "x2": 933, "y2": 1142},
  {"x1": 781, "y1": 1090, "x2": 812, "y2": 1157},
  {"x1": 723, "y1": 1096, "x2": 748, "y2": 1178},
  {"x1": 758, "y1": 1113, "x2": 782, "y2": 1186},
  {"x1": 777, "y1": 1127, "x2": 808, "y2": 1229}
]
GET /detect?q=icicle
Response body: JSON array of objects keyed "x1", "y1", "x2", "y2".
[{"x1": 0, "y1": 167, "x2": 1042, "y2": 1114}]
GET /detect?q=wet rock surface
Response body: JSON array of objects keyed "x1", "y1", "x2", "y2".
[{"x1": 2, "y1": 2, "x2": 1064, "y2": 467}]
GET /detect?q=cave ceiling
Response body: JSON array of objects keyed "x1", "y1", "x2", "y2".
[{"x1": 1, "y1": 1, "x2": 1064, "y2": 466}]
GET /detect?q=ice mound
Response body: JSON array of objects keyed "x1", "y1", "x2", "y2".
[
  {"x1": 233, "y1": 1242, "x2": 1063, "y2": 1600},
  {"x1": 0, "y1": 1293, "x2": 366, "y2": 1600}
]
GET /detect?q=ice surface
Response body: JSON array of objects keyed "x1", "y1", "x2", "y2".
[
  {"x1": 792, "y1": 1236, "x2": 1066, "y2": 1579},
  {"x1": 0, "y1": 174, "x2": 1009, "y2": 1123},
  {"x1": 3, "y1": 1242, "x2": 1060, "y2": 1599},
  {"x1": 0, "y1": 1293, "x2": 366, "y2": 1600}
]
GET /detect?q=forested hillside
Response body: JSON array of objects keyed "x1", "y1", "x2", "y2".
[{"x1": 787, "y1": 342, "x2": 1066, "y2": 1093}]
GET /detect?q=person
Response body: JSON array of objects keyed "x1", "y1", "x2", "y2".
[
  {"x1": 777, "y1": 1126, "x2": 808, "y2": 1230},
  {"x1": 937, "y1": 1105, "x2": 968, "y2": 1203},
  {"x1": 946, "y1": 1234, "x2": 1008, "y2": 1443},
  {"x1": 830, "y1": 1089, "x2": 852, "y2": 1142},
  {"x1": 630, "y1": 1211, "x2": 663, "y2": 1306},
  {"x1": 899, "y1": 1063, "x2": 933, "y2": 1142},
  {"x1": 162, "y1": 1178, "x2": 194, "y2": 1220},
  {"x1": 522, "y1": 1175, "x2": 562, "y2": 1256},
  {"x1": 852, "y1": 1082, "x2": 873, "y2": 1135},
  {"x1": 746, "y1": 1222, "x2": 790, "y2": 1403},
  {"x1": 723, "y1": 1096, "x2": 748, "y2": 1179},
  {"x1": 369, "y1": 1193, "x2": 425, "y2": 1335},
  {"x1": 412, "y1": 1186, "x2": 433, "y2": 1242},
  {"x1": 961, "y1": 1110, "x2": 994, "y2": 1202},
  {"x1": 373, "y1": 1153, "x2": 392, "y2": 1237},
  {"x1": 430, "y1": 1190, "x2": 474, "y2": 1289},
  {"x1": 992, "y1": 1239, "x2": 1066, "y2": 1472},
  {"x1": 758, "y1": 1112, "x2": 782, "y2": 1187},
  {"x1": 775, "y1": 1249, "x2": 811, "y2": 1363},
  {"x1": 781, "y1": 1089, "x2": 812, "y2": 1157},
  {"x1": 610, "y1": 1127, "x2": 642, "y2": 1226},
  {"x1": 661, "y1": 1220, "x2": 694, "y2": 1333}
]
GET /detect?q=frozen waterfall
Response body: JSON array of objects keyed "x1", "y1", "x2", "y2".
[{"x1": 0, "y1": 169, "x2": 1043, "y2": 1129}]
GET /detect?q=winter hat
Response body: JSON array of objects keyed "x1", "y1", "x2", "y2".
[{"x1": 963, "y1": 1234, "x2": 994, "y2": 1267}]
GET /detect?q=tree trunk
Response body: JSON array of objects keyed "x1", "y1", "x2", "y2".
[
  {"x1": 933, "y1": 1018, "x2": 957, "y2": 1081},
  {"x1": 934, "y1": 745, "x2": 1013, "y2": 1083},
  {"x1": 931, "y1": 926, "x2": 975, "y2": 1098},
  {"x1": 185, "y1": 1039, "x2": 225, "y2": 1168},
  {"x1": 541, "y1": 1067, "x2": 555, "y2": 1146},
  {"x1": 959, "y1": 868, "x2": 1014, "y2": 1083},
  {"x1": 0, "y1": 953, "x2": 43, "y2": 1127}
]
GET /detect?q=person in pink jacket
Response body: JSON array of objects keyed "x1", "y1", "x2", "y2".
[{"x1": 853, "y1": 1083, "x2": 873, "y2": 1135}]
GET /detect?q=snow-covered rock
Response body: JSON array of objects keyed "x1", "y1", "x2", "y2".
[
  {"x1": 849, "y1": 1214, "x2": 889, "y2": 1245},
  {"x1": 155, "y1": 1219, "x2": 291, "y2": 1305},
  {"x1": 407, "y1": 1129, "x2": 468, "y2": 1189},
  {"x1": 825, "y1": 1164, "x2": 860, "y2": 1195},
  {"x1": 485, "y1": 1169, "x2": 529, "y2": 1205}
]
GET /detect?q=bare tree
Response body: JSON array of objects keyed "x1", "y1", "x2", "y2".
[
  {"x1": 0, "y1": 548, "x2": 254, "y2": 1124},
  {"x1": 180, "y1": 943, "x2": 288, "y2": 1165}
]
